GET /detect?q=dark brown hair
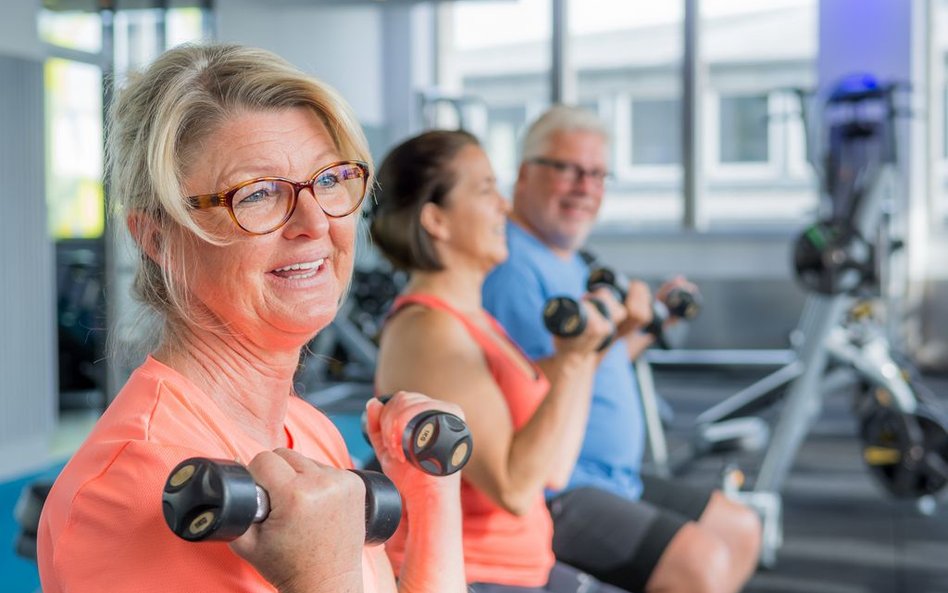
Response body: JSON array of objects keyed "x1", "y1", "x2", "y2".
[{"x1": 370, "y1": 129, "x2": 480, "y2": 271}]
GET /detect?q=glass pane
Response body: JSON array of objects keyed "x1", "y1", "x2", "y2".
[
  {"x1": 45, "y1": 59, "x2": 104, "y2": 239},
  {"x1": 167, "y1": 7, "x2": 206, "y2": 49},
  {"x1": 436, "y1": 0, "x2": 552, "y2": 185},
  {"x1": 569, "y1": 0, "x2": 685, "y2": 228},
  {"x1": 114, "y1": 9, "x2": 166, "y2": 76},
  {"x1": 937, "y1": 1, "x2": 948, "y2": 224},
  {"x1": 39, "y1": 10, "x2": 102, "y2": 53},
  {"x1": 719, "y1": 94, "x2": 768, "y2": 163},
  {"x1": 701, "y1": 0, "x2": 818, "y2": 226},
  {"x1": 631, "y1": 99, "x2": 682, "y2": 165}
]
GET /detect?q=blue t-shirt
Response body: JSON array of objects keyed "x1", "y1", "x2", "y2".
[{"x1": 483, "y1": 221, "x2": 646, "y2": 501}]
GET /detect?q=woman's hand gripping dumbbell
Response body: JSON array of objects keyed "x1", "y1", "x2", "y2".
[
  {"x1": 362, "y1": 392, "x2": 473, "y2": 476},
  {"x1": 162, "y1": 454, "x2": 402, "y2": 545},
  {"x1": 542, "y1": 295, "x2": 617, "y2": 351}
]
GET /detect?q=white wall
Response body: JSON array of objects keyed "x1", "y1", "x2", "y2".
[
  {"x1": 216, "y1": 0, "x2": 385, "y2": 127},
  {"x1": 0, "y1": 1, "x2": 55, "y2": 479},
  {"x1": 0, "y1": 0, "x2": 42, "y2": 60}
]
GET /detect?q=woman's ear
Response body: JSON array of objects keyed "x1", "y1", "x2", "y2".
[
  {"x1": 419, "y1": 202, "x2": 450, "y2": 242},
  {"x1": 126, "y1": 211, "x2": 162, "y2": 264}
]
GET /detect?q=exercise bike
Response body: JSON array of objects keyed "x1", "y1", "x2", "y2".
[{"x1": 636, "y1": 75, "x2": 948, "y2": 568}]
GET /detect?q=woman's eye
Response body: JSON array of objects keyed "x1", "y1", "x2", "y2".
[
  {"x1": 239, "y1": 190, "x2": 267, "y2": 204},
  {"x1": 234, "y1": 183, "x2": 280, "y2": 207},
  {"x1": 315, "y1": 173, "x2": 340, "y2": 189}
]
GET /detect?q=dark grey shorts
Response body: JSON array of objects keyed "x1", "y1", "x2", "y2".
[
  {"x1": 546, "y1": 475, "x2": 714, "y2": 593},
  {"x1": 469, "y1": 561, "x2": 630, "y2": 593}
]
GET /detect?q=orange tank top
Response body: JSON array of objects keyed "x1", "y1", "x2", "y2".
[{"x1": 384, "y1": 293, "x2": 555, "y2": 587}]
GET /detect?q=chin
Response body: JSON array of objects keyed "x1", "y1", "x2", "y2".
[{"x1": 492, "y1": 249, "x2": 509, "y2": 267}]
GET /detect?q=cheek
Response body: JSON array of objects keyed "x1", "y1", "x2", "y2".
[
  {"x1": 329, "y1": 218, "x2": 358, "y2": 276},
  {"x1": 191, "y1": 244, "x2": 252, "y2": 301}
]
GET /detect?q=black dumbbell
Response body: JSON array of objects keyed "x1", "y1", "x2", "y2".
[
  {"x1": 162, "y1": 458, "x2": 402, "y2": 545},
  {"x1": 542, "y1": 296, "x2": 615, "y2": 351},
  {"x1": 589, "y1": 265, "x2": 701, "y2": 343},
  {"x1": 587, "y1": 266, "x2": 629, "y2": 303},
  {"x1": 664, "y1": 286, "x2": 702, "y2": 320},
  {"x1": 361, "y1": 395, "x2": 473, "y2": 477}
]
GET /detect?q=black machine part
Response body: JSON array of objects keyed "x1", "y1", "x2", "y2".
[
  {"x1": 162, "y1": 458, "x2": 402, "y2": 545},
  {"x1": 361, "y1": 394, "x2": 473, "y2": 477},
  {"x1": 14, "y1": 480, "x2": 54, "y2": 561},
  {"x1": 542, "y1": 295, "x2": 614, "y2": 351},
  {"x1": 793, "y1": 220, "x2": 875, "y2": 296},
  {"x1": 859, "y1": 393, "x2": 948, "y2": 499}
]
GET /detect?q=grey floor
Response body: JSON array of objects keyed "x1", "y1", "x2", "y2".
[{"x1": 653, "y1": 366, "x2": 948, "y2": 593}]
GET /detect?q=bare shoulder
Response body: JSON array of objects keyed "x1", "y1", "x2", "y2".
[
  {"x1": 377, "y1": 303, "x2": 498, "y2": 406},
  {"x1": 381, "y1": 304, "x2": 481, "y2": 359}
]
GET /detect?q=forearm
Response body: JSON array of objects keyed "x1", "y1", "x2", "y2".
[
  {"x1": 396, "y1": 483, "x2": 466, "y2": 593},
  {"x1": 507, "y1": 353, "x2": 597, "y2": 496},
  {"x1": 280, "y1": 570, "x2": 364, "y2": 593}
]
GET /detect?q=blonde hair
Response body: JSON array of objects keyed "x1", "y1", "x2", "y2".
[
  {"x1": 107, "y1": 43, "x2": 372, "y2": 346},
  {"x1": 520, "y1": 104, "x2": 610, "y2": 161}
]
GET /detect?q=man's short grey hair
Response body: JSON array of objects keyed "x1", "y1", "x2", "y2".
[{"x1": 520, "y1": 104, "x2": 610, "y2": 161}]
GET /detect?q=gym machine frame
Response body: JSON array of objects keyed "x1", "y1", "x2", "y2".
[{"x1": 638, "y1": 78, "x2": 944, "y2": 568}]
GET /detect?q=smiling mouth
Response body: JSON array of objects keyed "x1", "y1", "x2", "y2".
[{"x1": 271, "y1": 259, "x2": 325, "y2": 279}]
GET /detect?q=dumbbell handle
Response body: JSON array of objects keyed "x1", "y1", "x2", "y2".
[
  {"x1": 251, "y1": 484, "x2": 270, "y2": 523},
  {"x1": 162, "y1": 458, "x2": 402, "y2": 545}
]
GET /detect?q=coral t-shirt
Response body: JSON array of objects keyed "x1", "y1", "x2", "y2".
[
  {"x1": 382, "y1": 294, "x2": 556, "y2": 587},
  {"x1": 38, "y1": 355, "x2": 386, "y2": 593}
]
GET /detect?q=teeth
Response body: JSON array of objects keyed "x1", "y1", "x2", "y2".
[{"x1": 273, "y1": 259, "x2": 324, "y2": 273}]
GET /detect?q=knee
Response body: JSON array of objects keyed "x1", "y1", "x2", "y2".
[
  {"x1": 653, "y1": 527, "x2": 733, "y2": 593},
  {"x1": 686, "y1": 539, "x2": 732, "y2": 593},
  {"x1": 732, "y1": 502, "x2": 763, "y2": 560},
  {"x1": 706, "y1": 492, "x2": 763, "y2": 563}
]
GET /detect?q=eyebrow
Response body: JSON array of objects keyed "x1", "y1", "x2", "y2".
[{"x1": 214, "y1": 150, "x2": 342, "y2": 190}]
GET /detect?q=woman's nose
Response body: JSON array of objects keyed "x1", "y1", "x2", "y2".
[{"x1": 283, "y1": 188, "x2": 331, "y2": 238}]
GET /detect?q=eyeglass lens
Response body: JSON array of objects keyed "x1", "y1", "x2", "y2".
[{"x1": 231, "y1": 163, "x2": 366, "y2": 232}]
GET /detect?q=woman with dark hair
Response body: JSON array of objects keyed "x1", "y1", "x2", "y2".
[{"x1": 371, "y1": 130, "x2": 630, "y2": 593}]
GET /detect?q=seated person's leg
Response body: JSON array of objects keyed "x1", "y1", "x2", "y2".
[
  {"x1": 545, "y1": 561, "x2": 633, "y2": 593},
  {"x1": 549, "y1": 481, "x2": 759, "y2": 593},
  {"x1": 693, "y1": 491, "x2": 762, "y2": 588},
  {"x1": 641, "y1": 475, "x2": 761, "y2": 593},
  {"x1": 548, "y1": 486, "x2": 682, "y2": 592}
]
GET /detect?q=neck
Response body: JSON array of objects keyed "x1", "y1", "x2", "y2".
[
  {"x1": 406, "y1": 264, "x2": 486, "y2": 315},
  {"x1": 508, "y1": 211, "x2": 575, "y2": 261},
  {"x1": 154, "y1": 321, "x2": 302, "y2": 448}
]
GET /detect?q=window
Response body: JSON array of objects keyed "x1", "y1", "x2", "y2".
[
  {"x1": 45, "y1": 59, "x2": 104, "y2": 240},
  {"x1": 700, "y1": 0, "x2": 818, "y2": 226},
  {"x1": 569, "y1": 1, "x2": 686, "y2": 227},
  {"x1": 39, "y1": 9, "x2": 102, "y2": 53},
  {"x1": 436, "y1": 0, "x2": 552, "y2": 184},
  {"x1": 937, "y1": 3, "x2": 948, "y2": 224},
  {"x1": 40, "y1": 7, "x2": 105, "y2": 240},
  {"x1": 485, "y1": 105, "x2": 528, "y2": 179},
  {"x1": 433, "y1": 0, "x2": 817, "y2": 228},
  {"x1": 631, "y1": 98, "x2": 682, "y2": 166},
  {"x1": 719, "y1": 94, "x2": 768, "y2": 163}
]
